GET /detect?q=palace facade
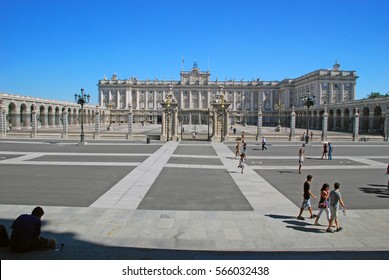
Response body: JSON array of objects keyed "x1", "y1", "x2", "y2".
[
  {"x1": 1, "y1": 62, "x2": 388, "y2": 138},
  {"x1": 98, "y1": 61, "x2": 358, "y2": 126}
]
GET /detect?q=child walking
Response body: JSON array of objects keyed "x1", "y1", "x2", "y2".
[{"x1": 238, "y1": 152, "x2": 246, "y2": 174}]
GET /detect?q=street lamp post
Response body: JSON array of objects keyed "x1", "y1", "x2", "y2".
[
  {"x1": 74, "y1": 88, "x2": 90, "y2": 143},
  {"x1": 301, "y1": 91, "x2": 316, "y2": 144},
  {"x1": 219, "y1": 93, "x2": 225, "y2": 142},
  {"x1": 207, "y1": 108, "x2": 211, "y2": 141}
]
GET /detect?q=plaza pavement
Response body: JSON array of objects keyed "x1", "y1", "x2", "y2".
[{"x1": 0, "y1": 136, "x2": 388, "y2": 259}]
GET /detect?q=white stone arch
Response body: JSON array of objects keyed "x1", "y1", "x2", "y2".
[
  {"x1": 20, "y1": 103, "x2": 28, "y2": 127},
  {"x1": 39, "y1": 104, "x2": 47, "y2": 127},
  {"x1": 55, "y1": 106, "x2": 61, "y2": 126},
  {"x1": 72, "y1": 107, "x2": 78, "y2": 125},
  {"x1": 7, "y1": 102, "x2": 18, "y2": 128}
]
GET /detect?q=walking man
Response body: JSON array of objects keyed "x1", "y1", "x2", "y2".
[
  {"x1": 297, "y1": 175, "x2": 317, "y2": 220},
  {"x1": 261, "y1": 137, "x2": 267, "y2": 150},
  {"x1": 326, "y1": 182, "x2": 346, "y2": 233}
]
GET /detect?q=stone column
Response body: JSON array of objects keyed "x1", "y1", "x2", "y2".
[
  {"x1": 100, "y1": 90, "x2": 104, "y2": 107},
  {"x1": 224, "y1": 110, "x2": 230, "y2": 140},
  {"x1": 328, "y1": 82, "x2": 333, "y2": 104},
  {"x1": 40, "y1": 109, "x2": 47, "y2": 127},
  {"x1": 24, "y1": 108, "x2": 31, "y2": 128},
  {"x1": 12, "y1": 108, "x2": 21, "y2": 129},
  {"x1": 256, "y1": 105, "x2": 263, "y2": 141},
  {"x1": 233, "y1": 91, "x2": 236, "y2": 110},
  {"x1": 136, "y1": 90, "x2": 140, "y2": 109},
  {"x1": 290, "y1": 106, "x2": 296, "y2": 141},
  {"x1": 127, "y1": 106, "x2": 133, "y2": 140},
  {"x1": 31, "y1": 104, "x2": 37, "y2": 138},
  {"x1": 173, "y1": 108, "x2": 178, "y2": 140},
  {"x1": 353, "y1": 107, "x2": 359, "y2": 141},
  {"x1": 161, "y1": 110, "x2": 166, "y2": 138},
  {"x1": 61, "y1": 108, "x2": 68, "y2": 139},
  {"x1": 340, "y1": 83, "x2": 345, "y2": 103},
  {"x1": 0, "y1": 100, "x2": 6, "y2": 138},
  {"x1": 212, "y1": 109, "x2": 218, "y2": 141},
  {"x1": 351, "y1": 83, "x2": 356, "y2": 101},
  {"x1": 94, "y1": 108, "x2": 101, "y2": 140},
  {"x1": 116, "y1": 90, "x2": 120, "y2": 109},
  {"x1": 189, "y1": 90, "x2": 192, "y2": 109},
  {"x1": 322, "y1": 107, "x2": 328, "y2": 141}
]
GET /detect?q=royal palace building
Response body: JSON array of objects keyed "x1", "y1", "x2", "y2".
[
  {"x1": 1, "y1": 62, "x2": 388, "y2": 139},
  {"x1": 98, "y1": 61, "x2": 359, "y2": 127}
]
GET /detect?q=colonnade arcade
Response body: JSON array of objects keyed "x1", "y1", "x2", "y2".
[{"x1": 0, "y1": 94, "x2": 107, "y2": 130}]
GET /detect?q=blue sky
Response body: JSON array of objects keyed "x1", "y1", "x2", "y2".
[{"x1": 1, "y1": 0, "x2": 388, "y2": 104}]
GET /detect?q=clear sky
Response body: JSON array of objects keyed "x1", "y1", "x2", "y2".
[{"x1": 1, "y1": 0, "x2": 388, "y2": 105}]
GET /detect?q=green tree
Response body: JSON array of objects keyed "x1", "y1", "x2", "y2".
[{"x1": 366, "y1": 92, "x2": 389, "y2": 99}]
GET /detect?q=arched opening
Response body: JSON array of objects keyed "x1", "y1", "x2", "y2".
[
  {"x1": 344, "y1": 108, "x2": 350, "y2": 132},
  {"x1": 362, "y1": 107, "x2": 369, "y2": 133},
  {"x1": 336, "y1": 109, "x2": 341, "y2": 130},
  {"x1": 8, "y1": 102, "x2": 17, "y2": 129},
  {"x1": 373, "y1": 106, "x2": 383, "y2": 134},
  {"x1": 20, "y1": 103, "x2": 28, "y2": 127},
  {"x1": 328, "y1": 109, "x2": 334, "y2": 131}
]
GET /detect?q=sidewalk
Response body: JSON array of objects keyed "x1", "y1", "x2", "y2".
[{"x1": 0, "y1": 141, "x2": 388, "y2": 259}]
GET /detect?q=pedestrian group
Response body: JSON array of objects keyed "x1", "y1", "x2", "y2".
[{"x1": 297, "y1": 175, "x2": 347, "y2": 233}]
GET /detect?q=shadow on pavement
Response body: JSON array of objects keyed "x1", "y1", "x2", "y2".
[
  {"x1": 1, "y1": 218, "x2": 389, "y2": 260},
  {"x1": 360, "y1": 185, "x2": 389, "y2": 198}
]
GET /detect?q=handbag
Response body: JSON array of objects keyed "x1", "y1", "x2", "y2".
[{"x1": 318, "y1": 202, "x2": 326, "y2": 209}]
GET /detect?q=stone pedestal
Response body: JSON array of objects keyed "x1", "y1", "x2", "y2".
[
  {"x1": 31, "y1": 104, "x2": 37, "y2": 138},
  {"x1": 289, "y1": 107, "x2": 296, "y2": 141},
  {"x1": 256, "y1": 107, "x2": 263, "y2": 141},
  {"x1": 322, "y1": 107, "x2": 328, "y2": 141},
  {"x1": 127, "y1": 106, "x2": 133, "y2": 140},
  {"x1": 62, "y1": 108, "x2": 68, "y2": 139},
  {"x1": 0, "y1": 100, "x2": 6, "y2": 138},
  {"x1": 94, "y1": 109, "x2": 101, "y2": 140},
  {"x1": 353, "y1": 108, "x2": 359, "y2": 141}
]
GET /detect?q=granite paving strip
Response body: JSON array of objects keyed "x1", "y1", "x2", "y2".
[
  {"x1": 211, "y1": 142, "x2": 297, "y2": 212},
  {"x1": 90, "y1": 141, "x2": 179, "y2": 209}
]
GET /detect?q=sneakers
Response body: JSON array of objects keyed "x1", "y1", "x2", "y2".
[
  {"x1": 326, "y1": 228, "x2": 334, "y2": 233},
  {"x1": 297, "y1": 216, "x2": 305, "y2": 220}
]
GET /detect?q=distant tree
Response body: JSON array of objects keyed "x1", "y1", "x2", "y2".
[{"x1": 366, "y1": 92, "x2": 389, "y2": 99}]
